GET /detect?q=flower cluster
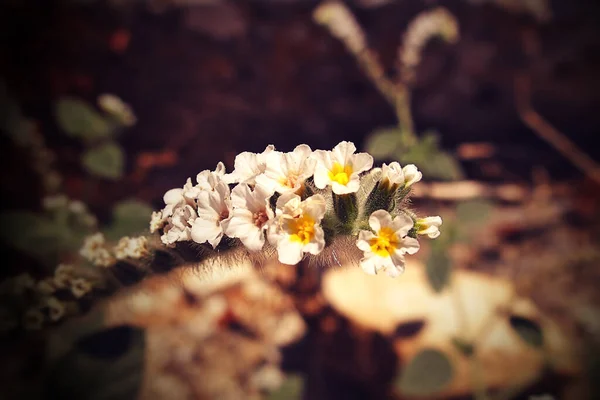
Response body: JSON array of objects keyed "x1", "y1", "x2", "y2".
[
  {"x1": 80, "y1": 232, "x2": 149, "y2": 267},
  {"x1": 151, "y1": 141, "x2": 442, "y2": 277}
]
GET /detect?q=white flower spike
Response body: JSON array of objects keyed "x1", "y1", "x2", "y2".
[
  {"x1": 312, "y1": 141, "x2": 373, "y2": 194},
  {"x1": 356, "y1": 210, "x2": 420, "y2": 277},
  {"x1": 256, "y1": 144, "x2": 316, "y2": 194},
  {"x1": 225, "y1": 183, "x2": 274, "y2": 251},
  {"x1": 415, "y1": 216, "x2": 442, "y2": 239},
  {"x1": 268, "y1": 192, "x2": 327, "y2": 265}
]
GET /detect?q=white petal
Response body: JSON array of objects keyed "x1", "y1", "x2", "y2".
[
  {"x1": 191, "y1": 218, "x2": 222, "y2": 247},
  {"x1": 163, "y1": 188, "x2": 183, "y2": 205},
  {"x1": 331, "y1": 178, "x2": 360, "y2": 195},
  {"x1": 356, "y1": 230, "x2": 376, "y2": 252},
  {"x1": 241, "y1": 226, "x2": 265, "y2": 251},
  {"x1": 302, "y1": 194, "x2": 327, "y2": 221},
  {"x1": 331, "y1": 141, "x2": 357, "y2": 165},
  {"x1": 313, "y1": 165, "x2": 331, "y2": 189},
  {"x1": 381, "y1": 162, "x2": 404, "y2": 186},
  {"x1": 368, "y1": 210, "x2": 393, "y2": 233},
  {"x1": 399, "y1": 236, "x2": 420, "y2": 255},
  {"x1": 302, "y1": 226, "x2": 325, "y2": 255},
  {"x1": 276, "y1": 239, "x2": 304, "y2": 265},
  {"x1": 360, "y1": 256, "x2": 378, "y2": 275},
  {"x1": 391, "y1": 213, "x2": 414, "y2": 237},
  {"x1": 350, "y1": 152, "x2": 373, "y2": 174},
  {"x1": 402, "y1": 164, "x2": 422, "y2": 187}
]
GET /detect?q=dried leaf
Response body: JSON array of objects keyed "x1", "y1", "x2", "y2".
[
  {"x1": 396, "y1": 348, "x2": 453, "y2": 396},
  {"x1": 82, "y1": 142, "x2": 125, "y2": 180}
]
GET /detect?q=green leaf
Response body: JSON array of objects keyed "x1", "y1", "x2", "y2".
[
  {"x1": 509, "y1": 315, "x2": 544, "y2": 348},
  {"x1": 46, "y1": 325, "x2": 145, "y2": 400},
  {"x1": 396, "y1": 348, "x2": 453, "y2": 396},
  {"x1": 82, "y1": 142, "x2": 125, "y2": 180},
  {"x1": 425, "y1": 240, "x2": 452, "y2": 293},
  {"x1": 365, "y1": 128, "x2": 402, "y2": 159},
  {"x1": 0, "y1": 211, "x2": 74, "y2": 264},
  {"x1": 456, "y1": 199, "x2": 493, "y2": 227},
  {"x1": 268, "y1": 374, "x2": 304, "y2": 400},
  {"x1": 400, "y1": 131, "x2": 464, "y2": 181},
  {"x1": 103, "y1": 199, "x2": 153, "y2": 240},
  {"x1": 55, "y1": 97, "x2": 112, "y2": 141}
]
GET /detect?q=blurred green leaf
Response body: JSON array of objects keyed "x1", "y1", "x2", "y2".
[
  {"x1": 103, "y1": 199, "x2": 153, "y2": 240},
  {"x1": 509, "y1": 316, "x2": 544, "y2": 348},
  {"x1": 46, "y1": 325, "x2": 145, "y2": 400},
  {"x1": 425, "y1": 239, "x2": 452, "y2": 293},
  {"x1": 456, "y1": 199, "x2": 493, "y2": 227},
  {"x1": 268, "y1": 374, "x2": 304, "y2": 400},
  {"x1": 0, "y1": 211, "x2": 75, "y2": 264},
  {"x1": 365, "y1": 127, "x2": 402, "y2": 159},
  {"x1": 396, "y1": 348, "x2": 453, "y2": 396},
  {"x1": 82, "y1": 142, "x2": 125, "y2": 180},
  {"x1": 400, "y1": 131, "x2": 464, "y2": 181},
  {"x1": 55, "y1": 97, "x2": 112, "y2": 141}
]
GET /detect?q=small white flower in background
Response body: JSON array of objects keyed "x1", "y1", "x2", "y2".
[
  {"x1": 42, "y1": 194, "x2": 68, "y2": 211},
  {"x1": 67, "y1": 200, "x2": 87, "y2": 214},
  {"x1": 70, "y1": 278, "x2": 93, "y2": 298},
  {"x1": 380, "y1": 162, "x2": 405, "y2": 190},
  {"x1": 223, "y1": 145, "x2": 275, "y2": 185},
  {"x1": 23, "y1": 308, "x2": 44, "y2": 331},
  {"x1": 356, "y1": 210, "x2": 420, "y2": 277},
  {"x1": 36, "y1": 278, "x2": 56, "y2": 295},
  {"x1": 53, "y1": 263, "x2": 76, "y2": 288},
  {"x1": 267, "y1": 192, "x2": 327, "y2": 265},
  {"x1": 80, "y1": 233, "x2": 115, "y2": 267},
  {"x1": 256, "y1": 144, "x2": 316, "y2": 194},
  {"x1": 312, "y1": 141, "x2": 373, "y2": 194},
  {"x1": 44, "y1": 296, "x2": 66, "y2": 322},
  {"x1": 191, "y1": 181, "x2": 232, "y2": 248},
  {"x1": 97, "y1": 93, "x2": 137, "y2": 126},
  {"x1": 114, "y1": 236, "x2": 149, "y2": 260},
  {"x1": 150, "y1": 210, "x2": 165, "y2": 233},
  {"x1": 402, "y1": 164, "x2": 422, "y2": 188},
  {"x1": 161, "y1": 204, "x2": 196, "y2": 245},
  {"x1": 225, "y1": 183, "x2": 274, "y2": 251},
  {"x1": 415, "y1": 216, "x2": 442, "y2": 239}
]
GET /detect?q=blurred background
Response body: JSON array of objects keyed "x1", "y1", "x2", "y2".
[{"x1": 1, "y1": 0, "x2": 599, "y2": 399}]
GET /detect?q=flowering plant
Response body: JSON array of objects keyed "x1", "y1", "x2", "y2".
[{"x1": 151, "y1": 141, "x2": 442, "y2": 277}]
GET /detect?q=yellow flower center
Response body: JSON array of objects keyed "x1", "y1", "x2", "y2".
[
  {"x1": 369, "y1": 227, "x2": 399, "y2": 257},
  {"x1": 288, "y1": 215, "x2": 316, "y2": 245},
  {"x1": 328, "y1": 162, "x2": 353, "y2": 185},
  {"x1": 280, "y1": 170, "x2": 301, "y2": 189}
]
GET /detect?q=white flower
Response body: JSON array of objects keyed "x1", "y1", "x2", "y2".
[
  {"x1": 402, "y1": 164, "x2": 422, "y2": 188},
  {"x1": 161, "y1": 204, "x2": 196, "y2": 245},
  {"x1": 54, "y1": 264, "x2": 75, "y2": 288},
  {"x1": 36, "y1": 278, "x2": 56, "y2": 295},
  {"x1": 356, "y1": 210, "x2": 420, "y2": 277},
  {"x1": 196, "y1": 162, "x2": 226, "y2": 191},
  {"x1": 97, "y1": 93, "x2": 137, "y2": 126},
  {"x1": 150, "y1": 211, "x2": 165, "y2": 233},
  {"x1": 44, "y1": 296, "x2": 66, "y2": 322},
  {"x1": 415, "y1": 216, "x2": 442, "y2": 239},
  {"x1": 312, "y1": 141, "x2": 373, "y2": 194},
  {"x1": 191, "y1": 181, "x2": 232, "y2": 248},
  {"x1": 256, "y1": 144, "x2": 316, "y2": 194},
  {"x1": 223, "y1": 145, "x2": 275, "y2": 185},
  {"x1": 267, "y1": 193, "x2": 326, "y2": 265},
  {"x1": 380, "y1": 162, "x2": 405, "y2": 190},
  {"x1": 70, "y1": 278, "x2": 93, "y2": 298},
  {"x1": 161, "y1": 187, "x2": 189, "y2": 219},
  {"x1": 114, "y1": 236, "x2": 149, "y2": 259},
  {"x1": 80, "y1": 233, "x2": 114, "y2": 267},
  {"x1": 225, "y1": 183, "x2": 274, "y2": 251}
]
